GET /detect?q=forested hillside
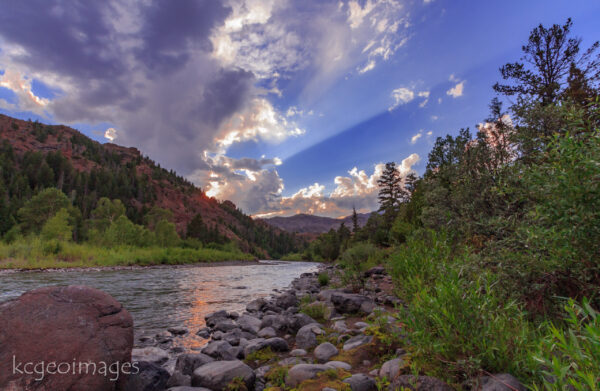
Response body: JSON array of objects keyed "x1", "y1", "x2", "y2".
[{"x1": 0, "y1": 114, "x2": 304, "y2": 261}]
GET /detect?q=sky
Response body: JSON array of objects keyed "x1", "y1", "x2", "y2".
[{"x1": 0, "y1": 0, "x2": 599, "y2": 218}]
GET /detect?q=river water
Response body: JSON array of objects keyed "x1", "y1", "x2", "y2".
[{"x1": 0, "y1": 260, "x2": 319, "y2": 350}]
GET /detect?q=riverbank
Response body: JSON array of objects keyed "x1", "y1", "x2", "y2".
[
  {"x1": 0, "y1": 239, "x2": 256, "y2": 271},
  {"x1": 127, "y1": 265, "x2": 525, "y2": 391}
]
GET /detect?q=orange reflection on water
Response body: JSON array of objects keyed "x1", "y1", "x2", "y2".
[{"x1": 180, "y1": 278, "x2": 219, "y2": 351}]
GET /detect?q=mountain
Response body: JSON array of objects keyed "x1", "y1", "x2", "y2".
[
  {"x1": 0, "y1": 114, "x2": 302, "y2": 256},
  {"x1": 262, "y1": 212, "x2": 371, "y2": 234}
]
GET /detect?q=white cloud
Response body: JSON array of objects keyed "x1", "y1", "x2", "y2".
[
  {"x1": 418, "y1": 90, "x2": 429, "y2": 107},
  {"x1": 410, "y1": 131, "x2": 423, "y2": 144},
  {"x1": 389, "y1": 87, "x2": 415, "y2": 110},
  {"x1": 431, "y1": 115, "x2": 439, "y2": 121},
  {"x1": 0, "y1": 68, "x2": 49, "y2": 115},
  {"x1": 447, "y1": 81, "x2": 465, "y2": 98},
  {"x1": 427, "y1": 130, "x2": 433, "y2": 136},
  {"x1": 104, "y1": 127, "x2": 117, "y2": 141}
]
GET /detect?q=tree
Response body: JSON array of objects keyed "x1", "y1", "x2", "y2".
[
  {"x1": 377, "y1": 162, "x2": 407, "y2": 219},
  {"x1": 17, "y1": 188, "x2": 70, "y2": 234},
  {"x1": 351, "y1": 207, "x2": 359, "y2": 233},
  {"x1": 187, "y1": 214, "x2": 207, "y2": 241},
  {"x1": 155, "y1": 219, "x2": 180, "y2": 247},
  {"x1": 41, "y1": 208, "x2": 72, "y2": 241},
  {"x1": 494, "y1": 18, "x2": 599, "y2": 106},
  {"x1": 145, "y1": 206, "x2": 174, "y2": 231},
  {"x1": 91, "y1": 197, "x2": 125, "y2": 232}
]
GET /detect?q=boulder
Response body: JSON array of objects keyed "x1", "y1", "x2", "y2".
[
  {"x1": 325, "y1": 361, "x2": 352, "y2": 371},
  {"x1": 331, "y1": 293, "x2": 375, "y2": 314},
  {"x1": 388, "y1": 375, "x2": 453, "y2": 391},
  {"x1": 258, "y1": 327, "x2": 277, "y2": 338},
  {"x1": 295, "y1": 323, "x2": 323, "y2": 350},
  {"x1": 165, "y1": 371, "x2": 191, "y2": 388},
  {"x1": 237, "y1": 314, "x2": 262, "y2": 334},
  {"x1": 246, "y1": 298, "x2": 267, "y2": 312},
  {"x1": 276, "y1": 293, "x2": 299, "y2": 309},
  {"x1": 205, "y1": 310, "x2": 229, "y2": 327},
  {"x1": 222, "y1": 329, "x2": 243, "y2": 346},
  {"x1": 213, "y1": 318, "x2": 238, "y2": 333},
  {"x1": 260, "y1": 314, "x2": 288, "y2": 332},
  {"x1": 333, "y1": 320, "x2": 350, "y2": 333},
  {"x1": 343, "y1": 374, "x2": 377, "y2": 391},
  {"x1": 288, "y1": 313, "x2": 317, "y2": 333},
  {"x1": 202, "y1": 340, "x2": 238, "y2": 360},
  {"x1": 192, "y1": 360, "x2": 255, "y2": 391},
  {"x1": 132, "y1": 347, "x2": 169, "y2": 365},
  {"x1": 0, "y1": 285, "x2": 133, "y2": 391},
  {"x1": 314, "y1": 342, "x2": 339, "y2": 363},
  {"x1": 290, "y1": 349, "x2": 307, "y2": 357},
  {"x1": 174, "y1": 353, "x2": 215, "y2": 376},
  {"x1": 244, "y1": 337, "x2": 289, "y2": 356},
  {"x1": 343, "y1": 335, "x2": 373, "y2": 351},
  {"x1": 379, "y1": 358, "x2": 404, "y2": 381},
  {"x1": 285, "y1": 364, "x2": 330, "y2": 387},
  {"x1": 196, "y1": 327, "x2": 211, "y2": 339},
  {"x1": 477, "y1": 374, "x2": 526, "y2": 391},
  {"x1": 121, "y1": 361, "x2": 170, "y2": 391},
  {"x1": 168, "y1": 327, "x2": 189, "y2": 336}
]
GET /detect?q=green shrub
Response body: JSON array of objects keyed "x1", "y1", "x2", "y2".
[
  {"x1": 532, "y1": 299, "x2": 600, "y2": 390},
  {"x1": 244, "y1": 347, "x2": 276, "y2": 365},
  {"x1": 339, "y1": 242, "x2": 378, "y2": 291},
  {"x1": 301, "y1": 302, "x2": 330, "y2": 323},
  {"x1": 318, "y1": 272, "x2": 329, "y2": 286}
]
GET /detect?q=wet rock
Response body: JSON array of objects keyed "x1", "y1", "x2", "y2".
[
  {"x1": 326, "y1": 361, "x2": 352, "y2": 370},
  {"x1": 168, "y1": 327, "x2": 189, "y2": 336},
  {"x1": 477, "y1": 374, "x2": 526, "y2": 391},
  {"x1": 132, "y1": 347, "x2": 169, "y2": 365},
  {"x1": 314, "y1": 342, "x2": 339, "y2": 363},
  {"x1": 276, "y1": 292, "x2": 299, "y2": 309},
  {"x1": 246, "y1": 298, "x2": 267, "y2": 312},
  {"x1": 202, "y1": 340, "x2": 238, "y2": 360},
  {"x1": 285, "y1": 364, "x2": 331, "y2": 387},
  {"x1": 343, "y1": 335, "x2": 373, "y2": 350},
  {"x1": 175, "y1": 353, "x2": 215, "y2": 376},
  {"x1": 212, "y1": 331, "x2": 224, "y2": 340},
  {"x1": 379, "y1": 358, "x2": 404, "y2": 381},
  {"x1": 0, "y1": 285, "x2": 134, "y2": 390},
  {"x1": 192, "y1": 360, "x2": 255, "y2": 391},
  {"x1": 331, "y1": 293, "x2": 375, "y2": 314},
  {"x1": 222, "y1": 329, "x2": 243, "y2": 346},
  {"x1": 205, "y1": 310, "x2": 229, "y2": 327},
  {"x1": 122, "y1": 361, "x2": 170, "y2": 391},
  {"x1": 237, "y1": 314, "x2": 262, "y2": 334},
  {"x1": 196, "y1": 327, "x2": 210, "y2": 339},
  {"x1": 389, "y1": 375, "x2": 453, "y2": 391},
  {"x1": 295, "y1": 323, "x2": 323, "y2": 350},
  {"x1": 258, "y1": 326, "x2": 277, "y2": 338},
  {"x1": 213, "y1": 318, "x2": 238, "y2": 333},
  {"x1": 343, "y1": 374, "x2": 377, "y2": 391}
]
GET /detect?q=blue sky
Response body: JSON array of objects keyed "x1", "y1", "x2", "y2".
[{"x1": 1, "y1": 0, "x2": 599, "y2": 217}]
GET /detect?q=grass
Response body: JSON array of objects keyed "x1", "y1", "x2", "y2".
[
  {"x1": 244, "y1": 347, "x2": 277, "y2": 366},
  {"x1": 318, "y1": 272, "x2": 329, "y2": 286},
  {"x1": 0, "y1": 237, "x2": 255, "y2": 269},
  {"x1": 300, "y1": 301, "x2": 330, "y2": 323},
  {"x1": 280, "y1": 252, "x2": 306, "y2": 261}
]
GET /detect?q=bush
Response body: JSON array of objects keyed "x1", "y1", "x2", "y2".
[
  {"x1": 318, "y1": 272, "x2": 329, "y2": 286},
  {"x1": 301, "y1": 301, "x2": 330, "y2": 323},
  {"x1": 339, "y1": 242, "x2": 378, "y2": 291}
]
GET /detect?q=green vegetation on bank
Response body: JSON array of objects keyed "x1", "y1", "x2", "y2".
[{"x1": 309, "y1": 19, "x2": 600, "y2": 389}]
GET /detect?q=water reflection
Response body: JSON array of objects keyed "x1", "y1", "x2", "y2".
[{"x1": 0, "y1": 261, "x2": 318, "y2": 348}]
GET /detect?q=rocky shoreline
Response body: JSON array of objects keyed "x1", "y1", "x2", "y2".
[{"x1": 127, "y1": 265, "x2": 526, "y2": 391}]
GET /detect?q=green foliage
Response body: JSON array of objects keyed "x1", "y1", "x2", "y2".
[
  {"x1": 244, "y1": 347, "x2": 276, "y2": 365},
  {"x1": 154, "y1": 219, "x2": 180, "y2": 247},
  {"x1": 144, "y1": 206, "x2": 173, "y2": 230},
  {"x1": 317, "y1": 272, "x2": 329, "y2": 286},
  {"x1": 300, "y1": 301, "x2": 330, "y2": 323},
  {"x1": 533, "y1": 299, "x2": 600, "y2": 390},
  {"x1": 91, "y1": 197, "x2": 126, "y2": 232},
  {"x1": 225, "y1": 377, "x2": 248, "y2": 391},
  {"x1": 265, "y1": 366, "x2": 289, "y2": 389},
  {"x1": 17, "y1": 188, "x2": 70, "y2": 234},
  {"x1": 339, "y1": 242, "x2": 378, "y2": 291},
  {"x1": 41, "y1": 208, "x2": 72, "y2": 242}
]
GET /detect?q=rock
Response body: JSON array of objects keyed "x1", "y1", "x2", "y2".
[
  {"x1": 0, "y1": 285, "x2": 133, "y2": 391},
  {"x1": 244, "y1": 337, "x2": 289, "y2": 356},
  {"x1": 379, "y1": 358, "x2": 404, "y2": 380},
  {"x1": 354, "y1": 322, "x2": 369, "y2": 329},
  {"x1": 156, "y1": 330, "x2": 174, "y2": 344},
  {"x1": 285, "y1": 364, "x2": 330, "y2": 387},
  {"x1": 333, "y1": 320, "x2": 350, "y2": 333},
  {"x1": 389, "y1": 375, "x2": 453, "y2": 391},
  {"x1": 122, "y1": 361, "x2": 170, "y2": 391},
  {"x1": 196, "y1": 327, "x2": 211, "y2": 339},
  {"x1": 290, "y1": 349, "x2": 307, "y2": 356},
  {"x1": 318, "y1": 289, "x2": 340, "y2": 302},
  {"x1": 212, "y1": 331, "x2": 224, "y2": 340},
  {"x1": 343, "y1": 334, "x2": 373, "y2": 350},
  {"x1": 228, "y1": 311, "x2": 240, "y2": 319},
  {"x1": 331, "y1": 293, "x2": 375, "y2": 314},
  {"x1": 364, "y1": 266, "x2": 386, "y2": 277},
  {"x1": 276, "y1": 292, "x2": 299, "y2": 309},
  {"x1": 477, "y1": 374, "x2": 526, "y2": 391},
  {"x1": 237, "y1": 314, "x2": 262, "y2": 334},
  {"x1": 278, "y1": 357, "x2": 307, "y2": 366},
  {"x1": 343, "y1": 374, "x2": 377, "y2": 391},
  {"x1": 192, "y1": 360, "x2": 255, "y2": 391},
  {"x1": 288, "y1": 313, "x2": 317, "y2": 333},
  {"x1": 326, "y1": 361, "x2": 352, "y2": 370},
  {"x1": 213, "y1": 318, "x2": 238, "y2": 333},
  {"x1": 168, "y1": 387, "x2": 212, "y2": 391},
  {"x1": 314, "y1": 342, "x2": 339, "y2": 363},
  {"x1": 166, "y1": 371, "x2": 191, "y2": 388},
  {"x1": 175, "y1": 353, "x2": 215, "y2": 376},
  {"x1": 260, "y1": 314, "x2": 288, "y2": 332},
  {"x1": 205, "y1": 310, "x2": 229, "y2": 327},
  {"x1": 168, "y1": 327, "x2": 189, "y2": 336},
  {"x1": 258, "y1": 326, "x2": 277, "y2": 338},
  {"x1": 222, "y1": 329, "x2": 243, "y2": 346},
  {"x1": 295, "y1": 323, "x2": 323, "y2": 350},
  {"x1": 246, "y1": 298, "x2": 267, "y2": 312},
  {"x1": 202, "y1": 340, "x2": 238, "y2": 360},
  {"x1": 132, "y1": 347, "x2": 169, "y2": 365}
]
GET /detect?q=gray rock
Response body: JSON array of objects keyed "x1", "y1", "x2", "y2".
[
  {"x1": 196, "y1": 327, "x2": 210, "y2": 339},
  {"x1": 205, "y1": 310, "x2": 229, "y2": 327},
  {"x1": 260, "y1": 314, "x2": 288, "y2": 332},
  {"x1": 354, "y1": 322, "x2": 369, "y2": 329},
  {"x1": 314, "y1": 342, "x2": 339, "y2": 363},
  {"x1": 388, "y1": 375, "x2": 453, "y2": 391},
  {"x1": 258, "y1": 326, "x2": 277, "y2": 338},
  {"x1": 276, "y1": 293, "x2": 299, "y2": 309},
  {"x1": 288, "y1": 313, "x2": 317, "y2": 333},
  {"x1": 168, "y1": 327, "x2": 189, "y2": 336},
  {"x1": 290, "y1": 349, "x2": 307, "y2": 356},
  {"x1": 343, "y1": 334, "x2": 373, "y2": 351},
  {"x1": 132, "y1": 347, "x2": 169, "y2": 365},
  {"x1": 123, "y1": 361, "x2": 170, "y2": 391},
  {"x1": 246, "y1": 298, "x2": 267, "y2": 312},
  {"x1": 379, "y1": 358, "x2": 403, "y2": 381},
  {"x1": 237, "y1": 314, "x2": 262, "y2": 334},
  {"x1": 285, "y1": 364, "x2": 330, "y2": 387},
  {"x1": 222, "y1": 329, "x2": 243, "y2": 346},
  {"x1": 278, "y1": 357, "x2": 307, "y2": 366},
  {"x1": 166, "y1": 371, "x2": 191, "y2": 388},
  {"x1": 325, "y1": 361, "x2": 352, "y2": 370},
  {"x1": 211, "y1": 331, "x2": 224, "y2": 340},
  {"x1": 202, "y1": 340, "x2": 237, "y2": 360},
  {"x1": 175, "y1": 353, "x2": 215, "y2": 376},
  {"x1": 213, "y1": 318, "x2": 238, "y2": 333},
  {"x1": 333, "y1": 320, "x2": 350, "y2": 333},
  {"x1": 364, "y1": 266, "x2": 386, "y2": 277},
  {"x1": 295, "y1": 323, "x2": 323, "y2": 350},
  {"x1": 331, "y1": 293, "x2": 375, "y2": 314},
  {"x1": 244, "y1": 337, "x2": 289, "y2": 356},
  {"x1": 343, "y1": 374, "x2": 377, "y2": 391},
  {"x1": 192, "y1": 360, "x2": 255, "y2": 391},
  {"x1": 478, "y1": 374, "x2": 526, "y2": 391},
  {"x1": 168, "y1": 387, "x2": 212, "y2": 391},
  {"x1": 318, "y1": 289, "x2": 341, "y2": 302}
]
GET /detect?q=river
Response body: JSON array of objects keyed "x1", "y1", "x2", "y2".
[{"x1": 0, "y1": 260, "x2": 319, "y2": 350}]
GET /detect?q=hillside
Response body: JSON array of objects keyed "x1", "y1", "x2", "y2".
[
  {"x1": 0, "y1": 114, "x2": 301, "y2": 257},
  {"x1": 263, "y1": 212, "x2": 370, "y2": 233}
]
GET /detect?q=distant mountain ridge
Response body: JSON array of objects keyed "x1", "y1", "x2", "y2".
[{"x1": 262, "y1": 212, "x2": 371, "y2": 233}]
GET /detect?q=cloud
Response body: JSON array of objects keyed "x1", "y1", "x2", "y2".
[
  {"x1": 104, "y1": 127, "x2": 117, "y2": 141},
  {"x1": 411, "y1": 132, "x2": 423, "y2": 144},
  {"x1": 0, "y1": 69, "x2": 49, "y2": 115},
  {"x1": 389, "y1": 87, "x2": 415, "y2": 110},
  {"x1": 446, "y1": 74, "x2": 465, "y2": 98},
  {"x1": 418, "y1": 91, "x2": 430, "y2": 108}
]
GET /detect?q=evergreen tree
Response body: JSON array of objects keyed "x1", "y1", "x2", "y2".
[
  {"x1": 377, "y1": 162, "x2": 406, "y2": 218},
  {"x1": 351, "y1": 207, "x2": 359, "y2": 233}
]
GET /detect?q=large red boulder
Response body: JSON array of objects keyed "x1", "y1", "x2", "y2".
[{"x1": 0, "y1": 285, "x2": 134, "y2": 391}]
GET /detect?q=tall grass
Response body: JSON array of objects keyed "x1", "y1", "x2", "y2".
[{"x1": 0, "y1": 237, "x2": 255, "y2": 269}]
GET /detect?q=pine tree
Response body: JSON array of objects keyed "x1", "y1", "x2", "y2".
[
  {"x1": 351, "y1": 206, "x2": 359, "y2": 233},
  {"x1": 377, "y1": 162, "x2": 406, "y2": 217}
]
